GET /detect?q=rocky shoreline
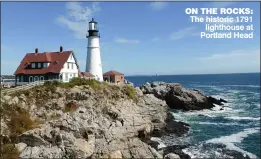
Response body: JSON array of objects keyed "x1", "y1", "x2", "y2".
[{"x1": 0, "y1": 80, "x2": 250, "y2": 158}]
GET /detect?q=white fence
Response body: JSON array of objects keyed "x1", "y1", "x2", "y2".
[{"x1": 1, "y1": 79, "x2": 61, "y2": 94}]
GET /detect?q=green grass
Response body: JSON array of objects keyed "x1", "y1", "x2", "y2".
[
  {"x1": 43, "y1": 78, "x2": 102, "y2": 91},
  {"x1": 1, "y1": 103, "x2": 37, "y2": 136},
  {"x1": 123, "y1": 85, "x2": 137, "y2": 102},
  {"x1": 0, "y1": 144, "x2": 20, "y2": 159},
  {"x1": 7, "y1": 110, "x2": 35, "y2": 135}
]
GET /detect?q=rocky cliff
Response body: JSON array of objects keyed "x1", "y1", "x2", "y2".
[
  {"x1": 140, "y1": 82, "x2": 227, "y2": 111},
  {"x1": 0, "y1": 79, "x2": 247, "y2": 159}
]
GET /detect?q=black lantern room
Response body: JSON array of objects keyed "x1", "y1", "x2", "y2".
[{"x1": 87, "y1": 18, "x2": 100, "y2": 37}]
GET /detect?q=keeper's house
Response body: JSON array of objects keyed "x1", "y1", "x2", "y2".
[
  {"x1": 103, "y1": 70, "x2": 124, "y2": 84},
  {"x1": 14, "y1": 46, "x2": 80, "y2": 84}
]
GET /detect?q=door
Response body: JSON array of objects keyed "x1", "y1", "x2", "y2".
[
  {"x1": 34, "y1": 76, "x2": 39, "y2": 81},
  {"x1": 29, "y1": 76, "x2": 33, "y2": 83}
]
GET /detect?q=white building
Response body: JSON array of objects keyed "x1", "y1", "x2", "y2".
[
  {"x1": 85, "y1": 18, "x2": 104, "y2": 82},
  {"x1": 14, "y1": 46, "x2": 80, "y2": 84}
]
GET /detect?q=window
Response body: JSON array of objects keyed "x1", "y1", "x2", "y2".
[
  {"x1": 38, "y1": 63, "x2": 41, "y2": 68},
  {"x1": 67, "y1": 63, "x2": 70, "y2": 69},
  {"x1": 32, "y1": 63, "x2": 35, "y2": 68},
  {"x1": 44, "y1": 63, "x2": 48, "y2": 68}
]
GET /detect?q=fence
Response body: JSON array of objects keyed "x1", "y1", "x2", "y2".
[{"x1": 1, "y1": 79, "x2": 61, "y2": 94}]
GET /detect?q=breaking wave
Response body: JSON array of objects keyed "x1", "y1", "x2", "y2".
[
  {"x1": 205, "y1": 127, "x2": 260, "y2": 158},
  {"x1": 225, "y1": 116, "x2": 260, "y2": 121}
]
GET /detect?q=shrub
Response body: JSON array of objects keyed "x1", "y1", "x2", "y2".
[
  {"x1": 124, "y1": 85, "x2": 137, "y2": 101},
  {"x1": 43, "y1": 81, "x2": 58, "y2": 92},
  {"x1": 58, "y1": 78, "x2": 103, "y2": 90},
  {"x1": 63, "y1": 102, "x2": 78, "y2": 113},
  {"x1": 7, "y1": 111, "x2": 35, "y2": 135},
  {"x1": 0, "y1": 144, "x2": 20, "y2": 159}
]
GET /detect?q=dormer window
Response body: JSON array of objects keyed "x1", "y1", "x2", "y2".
[
  {"x1": 32, "y1": 63, "x2": 35, "y2": 68},
  {"x1": 38, "y1": 63, "x2": 41, "y2": 68}
]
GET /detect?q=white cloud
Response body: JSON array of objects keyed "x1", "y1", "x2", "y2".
[
  {"x1": 170, "y1": 27, "x2": 199, "y2": 40},
  {"x1": 197, "y1": 49, "x2": 260, "y2": 73},
  {"x1": 114, "y1": 38, "x2": 140, "y2": 44},
  {"x1": 149, "y1": 2, "x2": 168, "y2": 10},
  {"x1": 56, "y1": 2, "x2": 101, "y2": 39}
]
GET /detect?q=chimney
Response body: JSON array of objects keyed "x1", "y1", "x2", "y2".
[
  {"x1": 60, "y1": 46, "x2": 63, "y2": 52},
  {"x1": 35, "y1": 48, "x2": 38, "y2": 54}
]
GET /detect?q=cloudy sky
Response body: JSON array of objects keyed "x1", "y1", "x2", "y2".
[{"x1": 1, "y1": 2, "x2": 260, "y2": 75}]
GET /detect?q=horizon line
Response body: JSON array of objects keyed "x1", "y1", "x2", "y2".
[{"x1": 125, "y1": 72, "x2": 260, "y2": 77}]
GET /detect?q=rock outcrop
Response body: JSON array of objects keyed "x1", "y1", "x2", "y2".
[
  {"x1": 140, "y1": 82, "x2": 227, "y2": 111},
  {"x1": 0, "y1": 83, "x2": 176, "y2": 158},
  {"x1": 1, "y1": 80, "x2": 249, "y2": 159}
]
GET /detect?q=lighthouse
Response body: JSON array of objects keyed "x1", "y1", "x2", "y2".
[{"x1": 85, "y1": 18, "x2": 103, "y2": 82}]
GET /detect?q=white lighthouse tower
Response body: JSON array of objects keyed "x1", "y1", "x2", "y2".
[{"x1": 85, "y1": 18, "x2": 103, "y2": 82}]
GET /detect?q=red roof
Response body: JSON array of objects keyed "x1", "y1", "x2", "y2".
[
  {"x1": 103, "y1": 70, "x2": 124, "y2": 76},
  {"x1": 14, "y1": 51, "x2": 77, "y2": 75},
  {"x1": 81, "y1": 72, "x2": 95, "y2": 77}
]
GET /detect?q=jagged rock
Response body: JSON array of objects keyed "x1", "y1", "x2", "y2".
[
  {"x1": 2, "y1": 82, "x2": 229, "y2": 159},
  {"x1": 19, "y1": 133, "x2": 49, "y2": 147},
  {"x1": 15, "y1": 142, "x2": 27, "y2": 152},
  {"x1": 72, "y1": 137, "x2": 95, "y2": 158},
  {"x1": 148, "y1": 146, "x2": 163, "y2": 158},
  {"x1": 19, "y1": 145, "x2": 63, "y2": 158},
  {"x1": 19, "y1": 94, "x2": 27, "y2": 102},
  {"x1": 3, "y1": 95, "x2": 11, "y2": 101},
  {"x1": 135, "y1": 87, "x2": 144, "y2": 97},
  {"x1": 159, "y1": 145, "x2": 191, "y2": 159},
  {"x1": 8, "y1": 96, "x2": 19, "y2": 105},
  {"x1": 140, "y1": 82, "x2": 227, "y2": 111},
  {"x1": 109, "y1": 150, "x2": 123, "y2": 158},
  {"x1": 164, "y1": 153, "x2": 181, "y2": 159}
]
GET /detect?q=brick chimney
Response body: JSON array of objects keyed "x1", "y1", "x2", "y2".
[
  {"x1": 60, "y1": 46, "x2": 63, "y2": 52},
  {"x1": 35, "y1": 48, "x2": 38, "y2": 54}
]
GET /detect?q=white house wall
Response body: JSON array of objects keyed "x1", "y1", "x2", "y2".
[{"x1": 60, "y1": 53, "x2": 79, "y2": 82}]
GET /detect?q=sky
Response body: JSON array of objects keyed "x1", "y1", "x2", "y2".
[{"x1": 1, "y1": 1, "x2": 260, "y2": 76}]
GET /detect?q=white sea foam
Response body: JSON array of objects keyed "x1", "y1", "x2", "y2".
[
  {"x1": 182, "y1": 144, "x2": 232, "y2": 158},
  {"x1": 191, "y1": 85, "x2": 225, "y2": 92},
  {"x1": 224, "y1": 84, "x2": 260, "y2": 88},
  {"x1": 225, "y1": 116, "x2": 260, "y2": 121},
  {"x1": 150, "y1": 137, "x2": 166, "y2": 149},
  {"x1": 196, "y1": 121, "x2": 242, "y2": 126},
  {"x1": 205, "y1": 127, "x2": 260, "y2": 158},
  {"x1": 182, "y1": 148, "x2": 207, "y2": 158}
]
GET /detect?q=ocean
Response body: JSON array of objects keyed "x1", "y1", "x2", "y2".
[{"x1": 126, "y1": 73, "x2": 260, "y2": 158}]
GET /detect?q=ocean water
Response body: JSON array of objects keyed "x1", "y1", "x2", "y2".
[{"x1": 126, "y1": 73, "x2": 260, "y2": 158}]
